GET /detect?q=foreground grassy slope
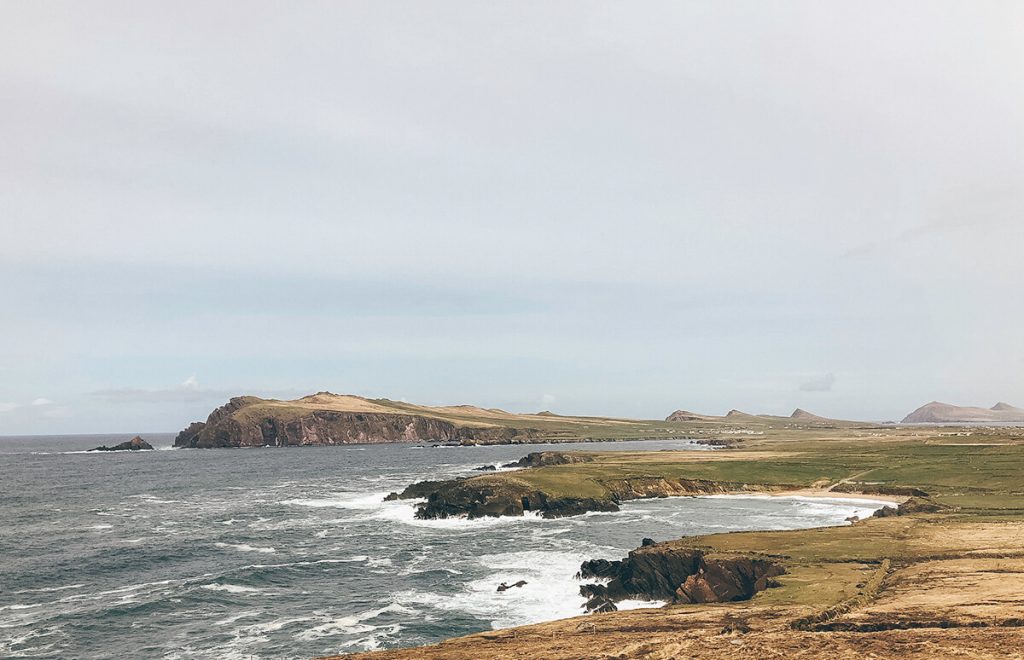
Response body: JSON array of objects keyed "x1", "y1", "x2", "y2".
[{"x1": 322, "y1": 424, "x2": 1024, "y2": 659}]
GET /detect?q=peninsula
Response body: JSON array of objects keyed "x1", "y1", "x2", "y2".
[{"x1": 322, "y1": 421, "x2": 1024, "y2": 659}]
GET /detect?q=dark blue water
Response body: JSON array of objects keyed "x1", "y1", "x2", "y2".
[{"x1": 0, "y1": 435, "x2": 888, "y2": 659}]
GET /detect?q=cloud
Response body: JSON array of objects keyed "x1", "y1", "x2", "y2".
[
  {"x1": 31, "y1": 398, "x2": 54, "y2": 406},
  {"x1": 799, "y1": 373, "x2": 836, "y2": 392},
  {"x1": 88, "y1": 377, "x2": 230, "y2": 404},
  {"x1": 0, "y1": 402, "x2": 19, "y2": 413}
]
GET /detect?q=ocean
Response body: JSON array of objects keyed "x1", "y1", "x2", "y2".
[{"x1": 0, "y1": 435, "x2": 888, "y2": 659}]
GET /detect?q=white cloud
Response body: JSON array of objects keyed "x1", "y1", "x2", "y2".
[
  {"x1": 799, "y1": 374, "x2": 836, "y2": 393},
  {"x1": 181, "y1": 375, "x2": 200, "y2": 391},
  {"x1": 0, "y1": 402, "x2": 19, "y2": 413},
  {"x1": 31, "y1": 398, "x2": 54, "y2": 406}
]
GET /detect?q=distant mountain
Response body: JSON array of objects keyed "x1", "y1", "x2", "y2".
[
  {"x1": 901, "y1": 401, "x2": 1024, "y2": 424},
  {"x1": 664, "y1": 407, "x2": 858, "y2": 425},
  {"x1": 665, "y1": 410, "x2": 715, "y2": 422},
  {"x1": 790, "y1": 408, "x2": 829, "y2": 422}
]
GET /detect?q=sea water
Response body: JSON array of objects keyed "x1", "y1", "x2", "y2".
[{"x1": 0, "y1": 435, "x2": 888, "y2": 659}]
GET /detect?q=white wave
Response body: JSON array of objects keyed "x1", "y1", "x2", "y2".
[
  {"x1": 215, "y1": 542, "x2": 276, "y2": 554},
  {"x1": 201, "y1": 583, "x2": 263, "y2": 595},
  {"x1": 212, "y1": 610, "x2": 261, "y2": 626},
  {"x1": 14, "y1": 583, "x2": 84, "y2": 595},
  {"x1": 617, "y1": 598, "x2": 667, "y2": 611},
  {"x1": 0, "y1": 603, "x2": 42, "y2": 612},
  {"x1": 295, "y1": 604, "x2": 416, "y2": 641},
  {"x1": 129, "y1": 494, "x2": 181, "y2": 504},
  {"x1": 87, "y1": 524, "x2": 113, "y2": 530},
  {"x1": 374, "y1": 500, "x2": 549, "y2": 529},
  {"x1": 393, "y1": 548, "x2": 595, "y2": 630},
  {"x1": 283, "y1": 492, "x2": 390, "y2": 509},
  {"x1": 237, "y1": 557, "x2": 365, "y2": 571}
]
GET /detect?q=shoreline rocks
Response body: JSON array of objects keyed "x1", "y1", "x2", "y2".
[{"x1": 577, "y1": 542, "x2": 784, "y2": 612}]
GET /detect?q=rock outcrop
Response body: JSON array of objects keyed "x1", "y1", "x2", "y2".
[
  {"x1": 501, "y1": 451, "x2": 596, "y2": 469},
  {"x1": 871, "y1": 496, "x2": 955, "y2": 518},
  {"x1": 90, "y1": 436, "x2": 154, "y2": 452},
  {"x1": 577, "y1": 542, "x2": 784, "y2": 612}
]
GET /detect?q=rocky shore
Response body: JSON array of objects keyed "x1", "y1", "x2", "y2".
[{"x1": 577, "y1": 541, "x2": 784, "y2": 612}]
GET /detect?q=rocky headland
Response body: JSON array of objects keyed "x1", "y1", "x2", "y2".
[{"x1": 385, "y1": 451, "x2": 772, "y2": 520}]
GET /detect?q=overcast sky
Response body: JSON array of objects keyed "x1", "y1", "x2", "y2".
[{"x1": 2, "y1": 1, "x2": 1022, "y2": 434}]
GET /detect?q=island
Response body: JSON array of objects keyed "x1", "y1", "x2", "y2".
[{"x1": 89, "y1": 435, "x2": 154, "y2": 452}]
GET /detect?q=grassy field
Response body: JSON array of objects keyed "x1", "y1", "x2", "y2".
[{"x1": 323, "y1": 423, "x2": 1024, "y2": 659}]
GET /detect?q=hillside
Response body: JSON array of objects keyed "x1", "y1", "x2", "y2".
[{"x1": 901, "y1": 401, "x2": 1024, "y2": 424}]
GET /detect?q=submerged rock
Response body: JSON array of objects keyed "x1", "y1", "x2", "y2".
[{"x1": 90, "y1": 436, "x2": 154, "y2": 452}]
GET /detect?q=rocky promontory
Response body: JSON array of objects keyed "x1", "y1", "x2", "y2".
[
  {"x1": 577, "y1": 541, "x2": 784, "y2": 612},
  {"x1": 174, "y1": 394, "x2": 542, "y2": 448},
  {"x1": 90, "y1": 436, "x2": 154, "y2": 452},
  {"x1": 386, "y1": 451, "x2": 769, "y2": 520}
]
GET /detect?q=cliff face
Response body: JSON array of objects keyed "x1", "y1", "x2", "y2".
[
  {"x1": 173, "y1": 397, "x2": 536, "y2": 448},
  {"x1": 577, "y1": 543, "x2": 784, "y2": 612}
]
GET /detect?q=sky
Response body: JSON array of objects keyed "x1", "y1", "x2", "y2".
[{"x1": 1, "y1": 1, "x2": 1022, "y2": 434}]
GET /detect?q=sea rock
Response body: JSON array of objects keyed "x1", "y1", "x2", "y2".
[
  {"x1": 473, "y1": 464, "x2": 498, "y2": 471},
  {"x1": 90, "y1": 436, "x2": 154, "y2": 452},
  {"x1": 497, "y1": 580, "x2": 527, "y2": 592}
]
